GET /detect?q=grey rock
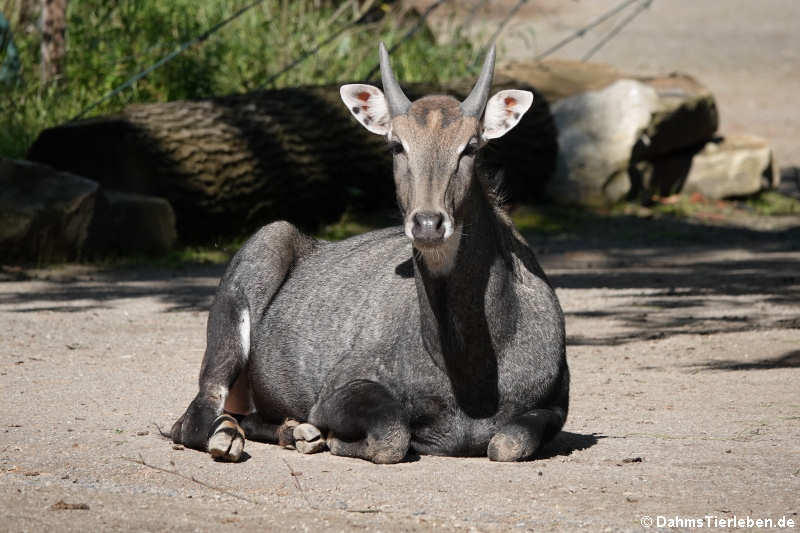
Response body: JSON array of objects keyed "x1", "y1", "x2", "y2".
[
  {"x1": 0, "y1": 157, "x2": 98, "y2": 263},
  {"x1": 502, "y1": 61, "x2": 720, "y2": 206},
  {"x1": 86, "y1": 189, "x2": 177, "y2": 255},
  {"x1": 635, "y1": 74, "x2": 719, "y2": 159},
  {"x1": 548, "y1": 80, "x2": 659, "y2": 206},
  {"x1": 501, "y1": 60, "x2": 719, "y2": 158},
  {"x1": 636, "y1": 135, "x2": 777, "y2": 199}
]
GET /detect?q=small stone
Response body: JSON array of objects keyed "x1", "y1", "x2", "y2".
[{"x1": 50, "y1": 500, "x2": 89, "y2": 510}]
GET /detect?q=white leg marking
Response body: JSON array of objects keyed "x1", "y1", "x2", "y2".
[{"x1": 239, "y1": 308, "x2": 250, "y2": 355}]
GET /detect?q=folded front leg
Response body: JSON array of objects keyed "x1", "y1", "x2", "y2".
[{"x1": 487, "y1": 408, "x2": 565, "y2": 462}]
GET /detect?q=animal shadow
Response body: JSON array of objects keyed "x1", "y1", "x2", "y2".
[{"x1": 536, "y1": 431, "x2": 603, "y2": 459}]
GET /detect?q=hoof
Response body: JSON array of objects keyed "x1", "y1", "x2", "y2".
[
  {"x1": 277, "y1": 419, "x2": 300, "y2": 448},
  {"x1": 293, "y1": 423, "x2": 325, "y2": 454},
  {"x1": 208, "y1": 415, "x2": 245, "y2": 462},
  {"x1": 487, "y1": 432, "x2": 525, "y2": 462}
]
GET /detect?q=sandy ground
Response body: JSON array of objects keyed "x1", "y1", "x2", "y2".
[{"x1": 2, "y1": 215, "x2": 799, "y2": 532}]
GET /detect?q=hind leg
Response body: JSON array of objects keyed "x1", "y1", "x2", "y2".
[
  {"x1": 171, "y1": 221, "x2": 317, "y2": 461},
  {"x1": 311, "y1": 380, "x2": 410, "y2": 464}
]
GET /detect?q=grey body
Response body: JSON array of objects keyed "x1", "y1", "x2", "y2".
[
  {"x1": 247, "y1": 215, "x2": 565, "y2": 456},
  {"x1": 172, "y1": 43, "x2": 569, "y2": 463}
]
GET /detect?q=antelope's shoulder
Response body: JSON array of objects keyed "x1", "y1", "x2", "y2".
[{"x1": 507, "y1": 239, "x2": 563, "y2": 321}]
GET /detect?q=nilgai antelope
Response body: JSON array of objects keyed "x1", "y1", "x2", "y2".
[{"x1": 171, "y1": 43, "x2": 569, "y2": 463}]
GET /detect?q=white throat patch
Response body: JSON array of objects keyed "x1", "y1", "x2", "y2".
[{"x1": 417, "y1": 224, "x2": 462, "y2": 277}]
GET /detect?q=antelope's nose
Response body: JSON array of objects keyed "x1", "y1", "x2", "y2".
[{"x1": 412, "y1": 211, "x2": 445, "y2": 242}]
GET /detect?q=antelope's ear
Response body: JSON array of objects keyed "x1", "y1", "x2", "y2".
[
  {"x1": 482, "y1": 90, "x2": 534, "y2": 140},
  {"x1": 340, "y1": 84, "x2": 391, "y2": 135}
]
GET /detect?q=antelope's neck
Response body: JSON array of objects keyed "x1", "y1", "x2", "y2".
[{"x1": 412, "y1": 185, "x2": 516, "y2": 417}]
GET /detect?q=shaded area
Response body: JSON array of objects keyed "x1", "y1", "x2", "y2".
[
  {"x1": 0, "y1": 264, "x2": 224, "y2": 313},
  {"x1": 560, "y1": 268, "x2": 800, "y2": 346},
  {"x1": 537, "y1": 431, "x2": 603, "y2": 459},
  {"x1": 1, "y1": 208, "x2": 798, "y2": 342},
  {"x1": 518, "y1": 210, "x2": 800, "y2": 347},
  {"x1": 687, "y1": 349, "x2": 800, "y2": 372}
]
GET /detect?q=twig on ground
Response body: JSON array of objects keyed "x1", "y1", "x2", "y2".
[
  {"x1": 280, "y1": 457, "x2": 382, "y2": 514},
  {"x1": 281, "y1": 458, "x2": 318, "y2": 510},
  {"x1": 123, "y1": 454, "x2": 261, "y2": 504},
  {"x1": 153, "y1": 421, "x2": 171, "y2": 439}
]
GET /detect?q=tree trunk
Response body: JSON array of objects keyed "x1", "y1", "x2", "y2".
[
  {"x1": 27, "y1": 80, "x2": 557, "y2": 242},
  {"x1": 40, "y1": 0, "x2": 67, "y2": 83}
]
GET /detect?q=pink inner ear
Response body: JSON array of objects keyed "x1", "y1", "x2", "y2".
[
  {"x1": 504, "y1": 96, "x2": 517, "y2": 107},
  {"x1": 357, "y1": 91, "x2": 371, "y2": 102}
]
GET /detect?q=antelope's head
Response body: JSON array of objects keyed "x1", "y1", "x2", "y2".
[{"x1": 340, "y1": 43, "x2": 533, "y2": 273}]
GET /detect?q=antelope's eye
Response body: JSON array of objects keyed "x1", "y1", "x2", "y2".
[{"x1": 388, "y1": 141, "x2": 404, "y2": 155}]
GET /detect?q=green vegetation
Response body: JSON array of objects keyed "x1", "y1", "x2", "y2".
[
  {"x1": 510, "y1": 205, "x2": 583, "y2": 235},
  {"x1": 92, "y1": 240, "x2": 247, "y2": 267},
  {"x1": 1, "y1": 0, "x2": 478, "y2": 158},
  {"x1": 316, "y1": 209, "x2": 398, "y2": 241},
  {"x1": 743, "y1": 190, "x2": 800, "y2": 216}
]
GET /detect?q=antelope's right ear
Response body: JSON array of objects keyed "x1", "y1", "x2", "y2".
[{"x1": 340, "y1": 84, "x2": 391, "y2": 135}]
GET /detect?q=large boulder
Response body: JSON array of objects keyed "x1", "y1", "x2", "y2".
[
  {"x1": 0, "y1": 158, "x2": 98, "y2": 263},
  {"x1": 86, "y1": 189, "x2": 177, "y2": 255},
  {"x1": 501, "y1": 60, "x2": 719, "y2": 156},
  {"x1": 633, "y1": 74, "x2": 719, "y2": 160},
  {"x1": 635, "y1": 135, "x2": 777, "y2": 199},
  {"x1": 547, "y1": 79, "x2": 658, "y2": 206},
  {"x1": 502, "y1": 60, "x2": 721, "y2": 206}
]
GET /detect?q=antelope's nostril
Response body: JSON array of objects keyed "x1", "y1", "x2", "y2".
[{"x1": 412, "y1": 212, "x2": 445, "y2": 242}]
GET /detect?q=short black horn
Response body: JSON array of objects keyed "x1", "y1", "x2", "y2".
[
  {"x1": 379, "y1": 42, "x2": 411, "y2": 117},
  {"x1": 460, "y1": 45, "x2": 496, "y2": 118}
]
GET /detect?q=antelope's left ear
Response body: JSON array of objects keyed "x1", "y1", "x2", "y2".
[{"x1": 482, "y1": 90, "x2": 534, "y2": 140}]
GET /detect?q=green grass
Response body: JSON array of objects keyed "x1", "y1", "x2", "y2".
[
  {"x1": 80, "y1": 210, "x2": 398, "y2": 268},
  {"x1": 315, "y1": 209, "x2": 398, "y2": 241},
  {"x1": 743, "y1": 190, "x2": 800, "y2": 216},
  {"x1": 510, "y1": 205, "x2": 583, "y2": 235},
  {"x1": 1, "y1": 0, "x2": 478, "y2": 159}
]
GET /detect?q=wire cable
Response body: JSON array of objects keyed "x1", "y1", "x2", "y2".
[
  {"x1": 581, "y1": 0, "x2": 653, "y2": 61},
  {"x1": 534, "y1": 0, "x2": 641, "y2": 60}
]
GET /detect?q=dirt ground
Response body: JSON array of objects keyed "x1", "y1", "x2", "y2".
[{"x1": 2, "y1": 212, "x2": 799, "y2": 532}]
